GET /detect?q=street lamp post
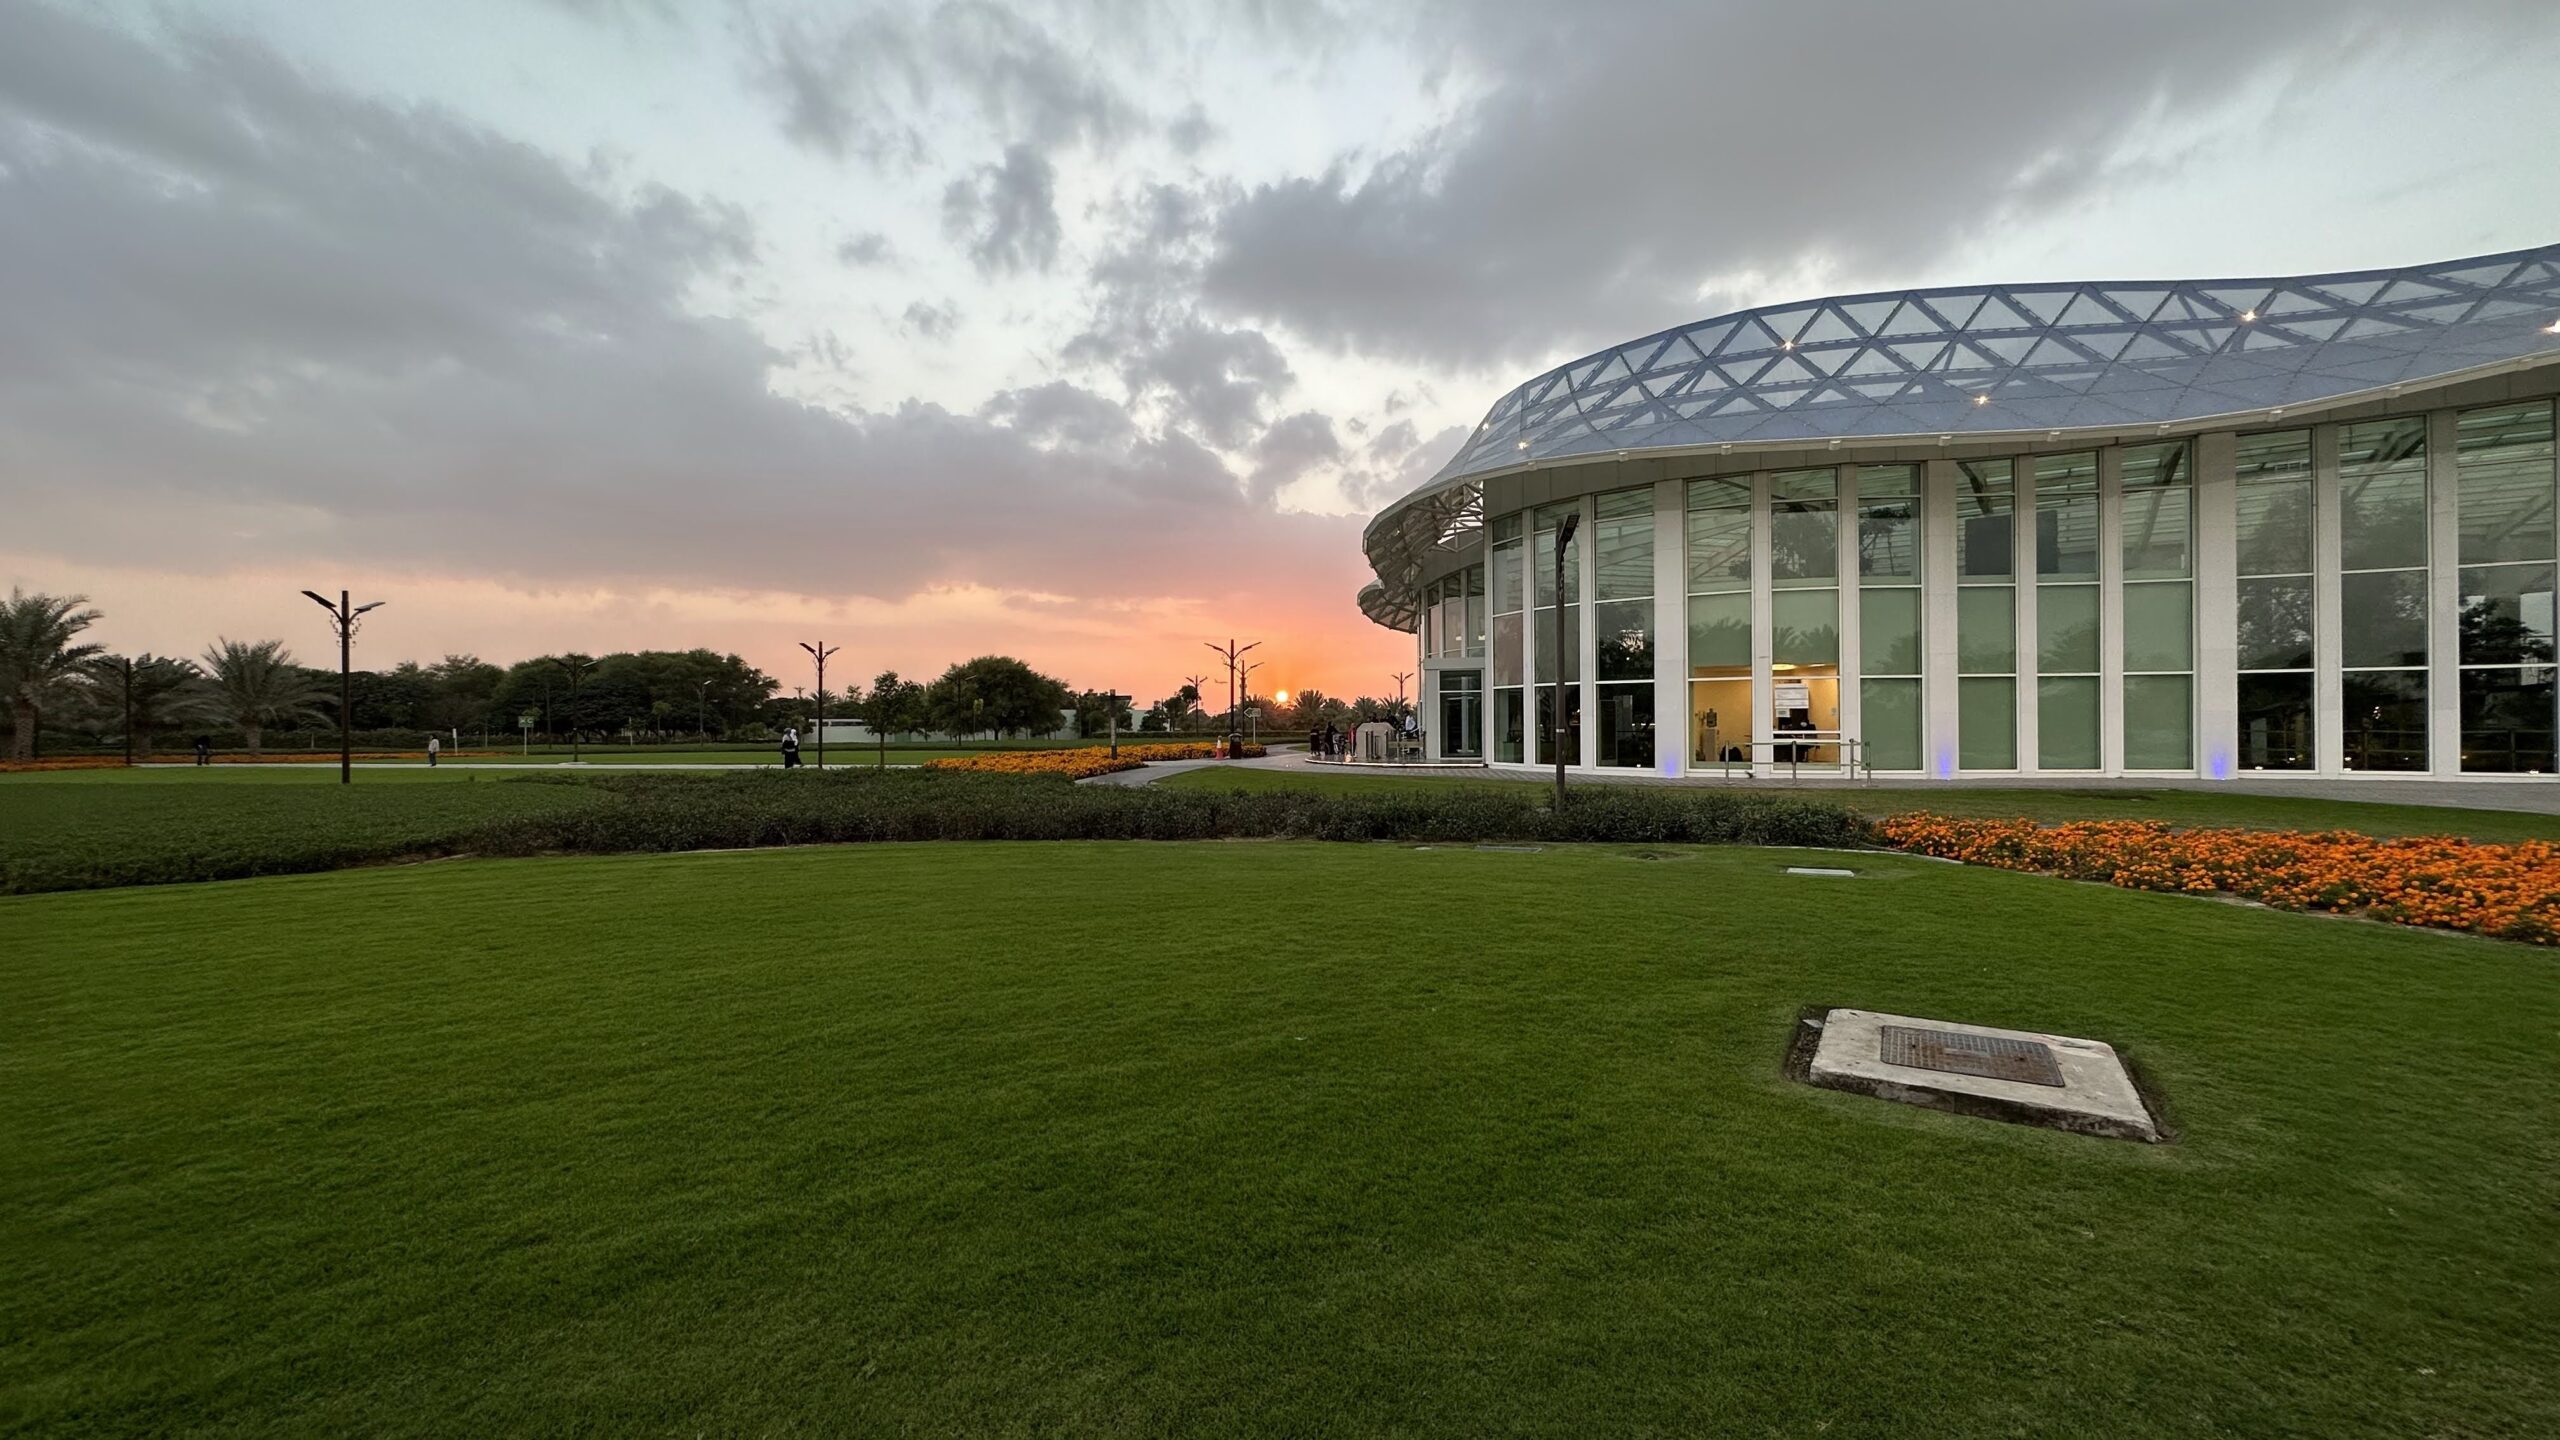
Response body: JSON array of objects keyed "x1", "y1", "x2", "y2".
[
  {"x1": 1551, "y1": 511, "x2": 1579, "y2": 810},
  {"x1": 1204, "y1": 639, "x2": 1258, "y2": 749},
  {"x1": 301, "y1": 588, "x2": 386, "y2": 785},
  {"x1": 799, "y1": 642, "x2": 839, "y2": 770},
  {"x1": 697, "y1": 679, "x2": 712, "y2": 740}
]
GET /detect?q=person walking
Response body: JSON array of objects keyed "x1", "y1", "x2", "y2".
[
  {"x1": 193, "y1": 734, "x2": 211, "y2": 767},
  {"x1": 426, "y1": 735, "x2": 440, "y2": 768},
  {"x1": 781, "y1": 725, "x2": 802, "y2": 768}
]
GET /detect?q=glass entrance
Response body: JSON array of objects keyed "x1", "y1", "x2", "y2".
[{"x1": 1438, "y1": 671, "x2": 1484, "y2": 758}]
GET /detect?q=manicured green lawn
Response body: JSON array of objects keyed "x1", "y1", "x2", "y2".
[
  {"x1": 4, "y1": 844, "x2": 2553, "y2": 1436},
  {"x1": 1159, "y1": 765, "x2": 2560, "y2": 842}
]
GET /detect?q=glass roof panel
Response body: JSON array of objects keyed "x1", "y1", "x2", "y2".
[
  {"x1": 2099, "y1": 288, "x2": 2169, "y2": 321},
  {"x1": 1967, "y1": 294, "x2": 2039, "y2": 330},
  {"x1": 1877, "y1": 299, "x2": 1947, "y2": 335},
  {"x1": 1837, "y1": 299, "x2": 1898, "y2": 334},
  {"x1": 2007, "y1": 288, "x2": 2077, "y2": 324},
  {"x1": 1797, "y1": 308, "x2": 1858, "y2": 344},
  {"x1": 2315, "y1": 278, "x2": 2389, "y2": 305}
]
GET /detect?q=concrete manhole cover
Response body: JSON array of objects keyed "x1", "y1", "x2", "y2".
[
  {"x1": 1798, "y1": 1008, "x2": 2161, "y2": 1143},
  {"x1": 1878, "y1": 1025, "x2": 2064, "y2": 1087}
]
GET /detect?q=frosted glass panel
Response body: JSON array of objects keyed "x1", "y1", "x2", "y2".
[
  {"x1": 2124, "y1": 675, "x2": 2193, "y2": 770},
  {"x1": 1959, "y1": 677, "x2": 2015, "y2": 769},
  {"x1": 2123, "y1": 582, "x2": 2193, "y2": 672},
  {"x1": 2038, "y1": 675, "x2": 2101, "y2": 769}
]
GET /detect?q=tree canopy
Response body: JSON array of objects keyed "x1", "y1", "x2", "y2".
[{"x1": 924, "y1": 656, "x2": 1071, "y2": 737}]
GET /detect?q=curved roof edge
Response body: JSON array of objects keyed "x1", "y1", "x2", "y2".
[{"x1": 1359, "y1": 243, "x2": 2560, "y2": 629}]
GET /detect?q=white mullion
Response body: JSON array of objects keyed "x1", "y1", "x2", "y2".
[
  {"x1": 1837, "y1": 463, "x2": 1863, "y2": 766},
  {"x1": 2426, "y1": 407, "x2": 2461, "y2": 775},
  {"x1": 1653, "y1": 476, "x2": 1687, "y2": 776},
  {"x1": 2193, "y1": 431, "x2": 2239, "y2": 779},
  {"x1": 1750, "y1": 470, "x2": 1774, "y2": 776},
  {"x1": 2098, "y1": 445, "x2": 2125, "y2": 775},
  {"x1": 2313, "y1": 424, "x2": 2344, "y2": 774},
  {"x1": 2015, "y1": 458, "x2": 2040, "y2": 774},
  {"x1": 1922, "y1": 458, "x2": 1960, "y2": 778},
  {"x1": 1580, "y1": 491, "x2": 1599, "y2": 769}
]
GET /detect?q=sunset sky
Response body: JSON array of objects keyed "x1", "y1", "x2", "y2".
[{"x1": 5, "y1": 0, "x2": 2559, "y2": 704}]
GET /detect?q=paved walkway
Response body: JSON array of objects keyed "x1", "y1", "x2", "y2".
[{"x1": 1103, "y1": 750, "x2": 2560, "y2": 815}]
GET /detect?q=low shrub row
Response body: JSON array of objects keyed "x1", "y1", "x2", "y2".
[
  {"x1": 1, "y1": 770, "x2": 1869, "y2": 893},
  {"x1": 1879, "y1": 814, "x2": 2560, "y2": 944}
]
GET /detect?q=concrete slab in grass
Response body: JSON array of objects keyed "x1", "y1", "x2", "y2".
[{"x1": 1806, "y1": 1008, "x2": 2161, "y2": 1142}]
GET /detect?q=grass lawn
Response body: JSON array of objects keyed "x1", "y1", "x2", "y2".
[
  {"x1": 4, "y1": 843, "x2": 2553, "y2": 1436},
  {"x1": 1157, "y1": 764, "x2": 2560, "y2": 842}
]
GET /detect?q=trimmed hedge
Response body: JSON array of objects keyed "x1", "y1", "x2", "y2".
[
  {"x1": 1, "y1": 770, "x2": 1871, "y2": 894},
  {"x1": 468, "y1": 770, "x2": 1868, "y2": 854}
]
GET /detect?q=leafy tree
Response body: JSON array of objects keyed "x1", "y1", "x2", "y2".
[
  {"x1": 424, "y1": 654, "x2": 504, "y2": 733},
  {"x1": 924, "y1": 655, "x2": 1070, "y2": 738},
  {"x1": 849, "y1": 670, "x2": 929, "y2": 768},
  {"x1": 0, "y1": 588, "x2": 106, "y2": 761},
  {"x1": 1349, "y1": 696, "x2": 1399, "y2": 723},
  {"x1": 84, "y1": 654, "x2": 214, "y2": 760},
  {"x1": 1284, "y1": 688, "x2": 1350, "y2": 731},
  {"x1": 1156, "y1": 683, "x2": 1200, "y2": 733},
  {"x1": 201, "y1": 638, "x2": 330, "y2": 755}
]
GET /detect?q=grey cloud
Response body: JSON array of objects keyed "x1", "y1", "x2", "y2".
[
  {"x1": 836, "y1": 230, "x2": 894, "y2": 266},
  {"x1": 901, "y1": 298, "x2": 960, "y2": 340},
  {"x1": 1338, "y1": 422, "x2": 1466, "y2": 511},
  {"x1": 1166, "y1": 101, "x2": 1218, "y2": 156},
  {"x1": 1246, "y1": 410, "x2": 1342, "y2": 502},
  {"x1": 941, "y1": 144, "x2": 1060, "y2": 275},
  {"x1": 1063, "y1": 182, "x2": 1292, "y2": 449},
  {"x1": 0, "y1": 6, "x2": 1362, "y2": 611},
  {"x1": 1200, "y1": 0, "x2": 2553, "y2": 367},
  {"x1": 740, "y1": 1, "x2": 1141, "y2": 167}
]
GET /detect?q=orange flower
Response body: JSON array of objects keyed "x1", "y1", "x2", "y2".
[
  {"x1": 923, "y1": 742, "x2": 1262, "y2": 780},
  {"x1": 1877, "y1": 813, "x2": 2560, "y2": 945}
]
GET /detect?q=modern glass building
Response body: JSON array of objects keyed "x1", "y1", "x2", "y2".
[{"x1": 1365, "y1": 245, "x2": 2560, "y2": 780}]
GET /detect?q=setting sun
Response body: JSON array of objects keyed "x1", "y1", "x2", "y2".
[{"x1": 1273, "y1": 689, "x2": 1291, "y2": 705}]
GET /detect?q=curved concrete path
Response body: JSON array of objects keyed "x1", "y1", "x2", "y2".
[{"x1": 1091, "y1": 748, "x2": 2560, "y2": 815}]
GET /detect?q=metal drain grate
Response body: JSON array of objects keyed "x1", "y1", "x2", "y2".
[{"x1": 1878, "y1": 1025, "x2": 2065, "y2": 1087}]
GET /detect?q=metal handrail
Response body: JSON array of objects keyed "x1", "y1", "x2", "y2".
[{"x1": 1715, "y1": 732, "x2": 1871, "y2": 782}]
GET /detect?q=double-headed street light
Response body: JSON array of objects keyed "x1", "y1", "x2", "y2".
[
  {"x1": 301, "y1": 588, "x2": 386, "y2": 785},
  {"x1": 799, "y1": 641, "x2": 839, "y2": 770}
]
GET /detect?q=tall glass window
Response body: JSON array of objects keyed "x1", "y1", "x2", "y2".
[
  {"x1": 1956, "y1": 458, "x2": 2018, "y2": 769},
  {"x1": 2234, "y1": 429, "x2": 2314, "y2": 770},
  {"x1": 2339, "y1": 418, "x2": 2429, "y2": 770},
  {"x1": 2034, "y1": 452, "x2": 2101, "y2": 768},
  {"x1": 1593, "y1": 487, "x2": 1656, "y2": 767},
  {"x1": 1490, "y1": 515, "x2": 1526, "y2": 763},
  {"x1": 2455, "y1": 400, "x2": 2557, "y2": 772},
  {"x1": 1686, "y1": 475, "x2": 1752, "y2": 767},
  {"x1": 1856, "y1": 464, "x2": 1922, "y2": 770},
  {"x1": 1771, "y1": 468, "x2": 1840, "y2": 763},
  {"x1": 1532, "y1": 501, "x2": 1582, "y2": 765},
  {"x1": 2121, "y1": 441, "x2": 2193, "y2": 770}
]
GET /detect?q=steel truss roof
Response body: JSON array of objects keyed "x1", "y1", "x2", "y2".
[{"x1": 1360, "y1": 243, "x2": 2560, "y2": 629}]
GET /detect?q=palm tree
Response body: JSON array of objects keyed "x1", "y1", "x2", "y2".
[
  {"x1": 86, "y1": 654, "x2": 215, "y2": 761},
  {"x1": 201, "y1": 638, "x2": 329, "y2": 756},
  {"x1": 0, "y1": 588, "x2": 105, "y2": 762}
]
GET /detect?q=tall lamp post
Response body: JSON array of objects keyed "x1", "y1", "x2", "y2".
[
  {"x1": 301, "y1": 588, "x2": 386, "y2": 785},
  {"x1": 1204, "y1": 639, "x2": 1258, "y2": 744},
  {"x1": 1182, "y1": 673, "x2": 1211, "y2": 734},
  {"x1": 696, "y1": 678, "x2": 713, "y2": 740},
  {"x1": 548, "y1": 654, "x2": 593, "y2": 764},
  {"x1": 1550, "y1": 511, "x2": 1579, "y2": 810},
  {"x1": 1239, "y1": 659, "x2": 1265, "y2": 748},
  {"x1": 800, "y1": 641, "x2": 838, "y2": 770}
]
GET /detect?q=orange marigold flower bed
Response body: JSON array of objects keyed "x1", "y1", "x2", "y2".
[
  {"x1": 922, "y1": 742, "x2": 1263, "y2": 781},
  {"x1": 1878, "y1": 813, "x2": 2560, "y2": 945}
]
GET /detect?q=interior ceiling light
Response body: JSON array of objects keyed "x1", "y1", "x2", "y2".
[
  {"x1": 1973, "y1": 394, "x2": 1990, "y2": 406},
  {"x1": 2240, "y1": 309, "x2": 2258, "y2": 322},
  {"x1": 2545, "y1": 316, "x2": 2560, "y2": 334}
]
